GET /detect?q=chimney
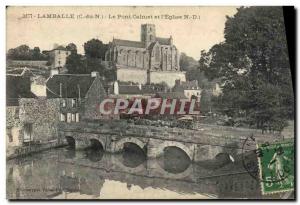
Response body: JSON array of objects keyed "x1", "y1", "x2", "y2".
[
  {"x1": 91, "y1": 71, "x2": 99, "y2": 77},
  {"x1": 113, "y1": 81, "x2": 119, "y2": 95},
  {"x1": 50, "y1": 69, "x2": 59, "y2": 77}
]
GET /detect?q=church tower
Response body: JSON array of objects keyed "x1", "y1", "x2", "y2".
[{"x1": 141, "y1": 24, "x2": 156, "y2": 46}]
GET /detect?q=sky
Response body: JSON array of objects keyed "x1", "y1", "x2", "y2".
[{"x1": 7, "y1": 6, "x2": 238, "y2": 60}]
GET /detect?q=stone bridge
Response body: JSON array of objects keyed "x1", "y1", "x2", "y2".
[{"x1": 58, "y1": 120, "x2": 276, "y2": 162}]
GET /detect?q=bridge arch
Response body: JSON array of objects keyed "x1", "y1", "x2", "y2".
[
  {"x1": 114, "y1": 137, "x2": 147, "y2": 153},
  {"x1": 158, "y1": 141, "x2": 194, "y2": 161},
  {"x1": 65, "y1": 136, "x2": 76, "y2": 148},
  {"x1": 89, "y1": 138, "x2": 104, "y2": 150}
]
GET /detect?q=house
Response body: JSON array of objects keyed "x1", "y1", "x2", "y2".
[
  {"x1": 173, "y1": 80, "x2": 202, "y2": 102},
  {"x1": 6, "y1": 75, "x2": 61, "y2": 157},
  {"x1": 47, "y1": 46, "x2": 71, "y2": 71},
  {"x1": 108, "y1": 81, "x2": 167, "y2": 99},
  {"x1": 46, "y1": 72, "x2": 110, "y2": 121}
]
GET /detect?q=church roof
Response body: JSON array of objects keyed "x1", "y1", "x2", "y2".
[
  {"x1": 113, "y1": 39, "x2": 145, "y2": 48},
  {"x1": 156, "y1": 37, "x2": 171, "y2": 45}
]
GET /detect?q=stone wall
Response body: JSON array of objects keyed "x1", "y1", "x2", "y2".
[
  {"x1": 83, "y1": 77, "x2": 111, "y2": 120},
  {"x1": 148, "y1": 71, "x2": 186, "y2": 87},
  {"x1": 19, "y1": 98, "x2": 60, "y2": 142},
  {"x1": 116, "y1": 67, "x2": 148, "y2": 84},
  {"x1": 7, "y1": 60, "x2": 48, "y2": 69},
  {"x1": 6, "y1": 106, "x2": 22, "y2": 155}
]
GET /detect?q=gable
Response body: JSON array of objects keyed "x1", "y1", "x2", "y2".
[{"x1": 46, "y1": 74, "x2": 96, "y2": 98}]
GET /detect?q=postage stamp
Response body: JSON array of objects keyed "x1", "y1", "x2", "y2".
[{"x1": 257, "y1": 141, "x2": 294, "y2": 195}]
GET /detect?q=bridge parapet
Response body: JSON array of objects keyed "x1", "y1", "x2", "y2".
[{"x1": 58, "y1": 120, "x2": 280, "y2": 161}]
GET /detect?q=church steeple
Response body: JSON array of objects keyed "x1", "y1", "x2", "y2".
[{"x1": 141, "y1": 24, "x2": 156, "y2": 46}]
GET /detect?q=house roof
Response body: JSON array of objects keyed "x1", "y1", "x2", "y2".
[
  {"x1": 147, "y1": 42, "x2": 158, "y2": 52},
  {"x1": 173, "y1": 80, "x2": 200, "y2": 91},
  {"x1": 108, "y1": 81, "x2": 167, "y2": 96},
  {"x1": 113, "y1": 39, "x2": 145, "y2": 48},
  {"x1": 46, "y1": 74, "x2": 96, "y2": 98},
  {"x1": 155, "y1": 92, "x2": 187, "y2": 99},
  {"x1": 6, "y1": 75, "x2": 37, "y2": 106},
  {"x1": 50, "y1": 46, "x2": 69, "y2": 52},
  {"x1": 118, "y1": 85, "x2": 142, "y2": 95}
]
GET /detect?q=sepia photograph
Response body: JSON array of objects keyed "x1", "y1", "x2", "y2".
[{"x1": 5, "y1": 6, "x2": 295, "y2": 200}]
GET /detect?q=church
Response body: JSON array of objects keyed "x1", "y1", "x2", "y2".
[{"x1": 105, "y1": 24, "x2": 186, "y2": 87}]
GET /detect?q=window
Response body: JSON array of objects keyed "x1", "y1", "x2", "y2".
[
  {"x1": 58, "y1": 61, "x2": 61, "y2": 65},
  {"x1": 67, "y1": 113, "x2": 72, "y2": 123},
  {"x1": 8, "y1": 134, "x2": 13, "y2": 143},
  {"x1": 14, "y1": 108, "x2": 19, "y2": 119},
  {"x1": 23, "y1": 123, "x2": 32, "y2": 142},
  {"x1": 76, "y1": 113, "x2": 80, "y2": 122},
  {"x1": 71, "y1": 114, "x2": 76, "y2": 122},
  {"x1": 61, "y1": 99, "x2": 66, "y2": 107},
  {"x1": 60, "y1": 113, "x2": 66, "y2": 122},
  {"x1": 72, "y1": 99, "x2": 77, "y2": 108}
]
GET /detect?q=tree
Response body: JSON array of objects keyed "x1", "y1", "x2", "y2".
[
  {"x1": 65, "y1": 53, "x2": 87, "y2": 74},
  {"x1": 179, "y1": 52, "x2": 198, "y2": 71},
  {"x1": 200, "y1": 7, "x2": 294, "y2": 133},
  {"x1": 84, "y1": 39, "x2": 108, "y2": 59},
  {"x1": 66, "y1": 43, "x2": 77, "y2": 54},
  {"x1": 7, "y1": 45, "x2": 48, "y2": 60}
]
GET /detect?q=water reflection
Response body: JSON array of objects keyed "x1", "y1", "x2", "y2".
[
  {"x1": 160, "y1": 146, "x2": 191, "y2": 174},
  {"x1": 85, "y1": 149, "x2": 104, "y2": 162},
  {"x1": 7, "y1": 147, "x2": 271, "y2": 199},
  {"x1": 122, "y1": 143, "x2": 146, "y2": 168},
  {"x1": 64, "y1": 149, "x2": 76, "y2": 159}
]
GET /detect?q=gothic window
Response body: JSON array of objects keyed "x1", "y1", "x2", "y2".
[
  {"x1": 155, "y1": 46, "x2": 160, "y2": 61},
  {"x1": 123, "y1": 53, "x2": 126, "y2": 63}
]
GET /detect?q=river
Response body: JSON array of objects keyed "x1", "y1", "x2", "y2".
[{"x1": 7, "y1": 145, "x2": 275, "y2": 199}]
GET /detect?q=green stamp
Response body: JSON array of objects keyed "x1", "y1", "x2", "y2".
[{"x1": 257, "y1": 141, "x2": 294, "y2": 195}]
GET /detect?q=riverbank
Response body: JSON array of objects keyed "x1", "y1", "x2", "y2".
[{"x1": 7, "y1": 139, "x2": 66, "y2": 160}]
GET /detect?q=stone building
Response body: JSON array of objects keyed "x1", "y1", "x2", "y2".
[
  {"x1": 105, "y1": 24, "x2": 186, "y2": 87},
  {"x1": 46, "y1": 72, "x2": 115, "y2": 121},
  {"x1": 108, "y1": 81, "x2": 167, "y2": 99},
  {"x1": 6, "y1": 97, "x2": 61, "y2": 158},
  {"x1": 47, "y1": 46, "x2": 71, "y2": 70},
  {"x1": 173, "y1": 80, "x2": 202, "y2": 102}
]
